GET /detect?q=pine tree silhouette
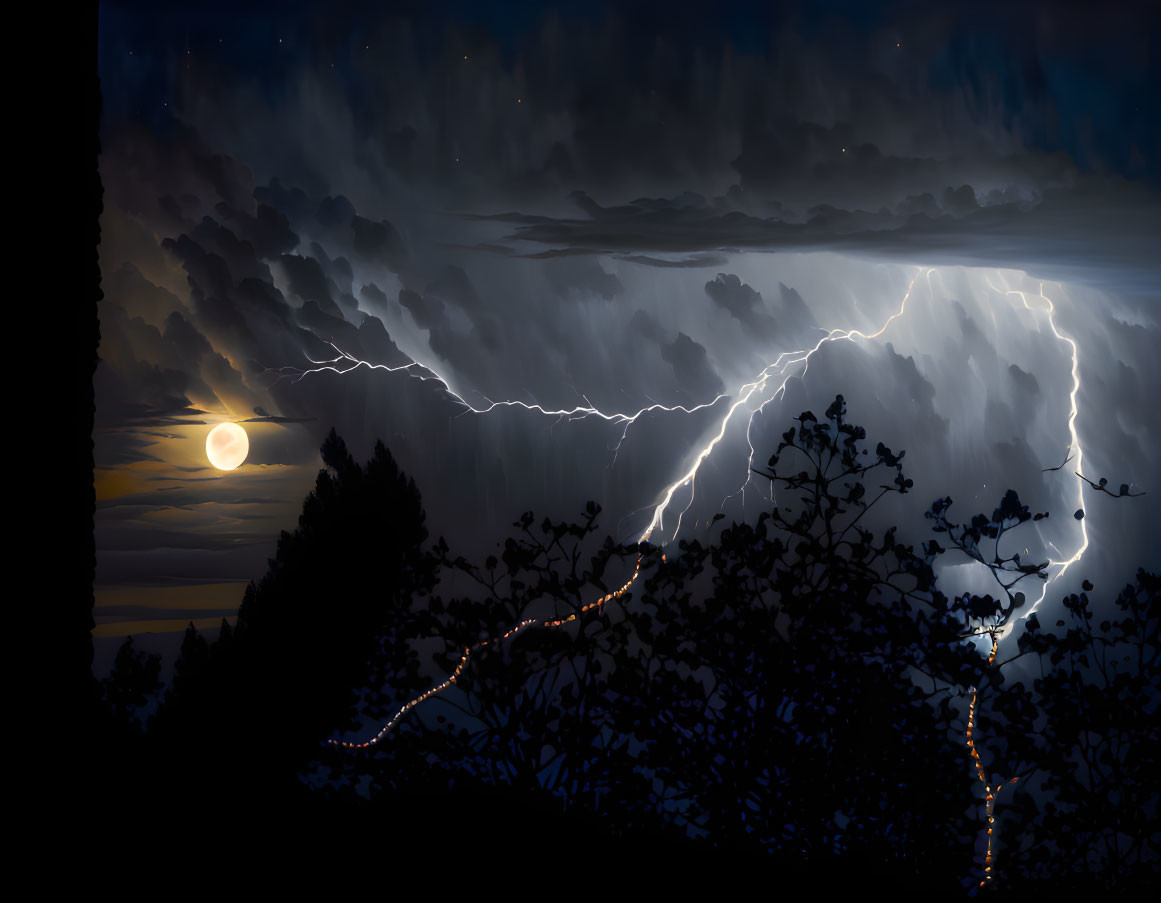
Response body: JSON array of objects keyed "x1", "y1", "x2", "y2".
[{"x1": 150, "y1": 431, "x2": 436, "y2": 817}]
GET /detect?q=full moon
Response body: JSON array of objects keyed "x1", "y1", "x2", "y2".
[{"x1": 206, "y1": 422, "x2": 249, "y2": 471}]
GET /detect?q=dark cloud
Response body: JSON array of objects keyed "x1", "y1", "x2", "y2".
[
  {"x1": 241, "y1": 414, "x2": 316, "y2": 424},
  {"x1": 279, "y1": 253, "x2": 342, "y2": 315},
  {"x1": 96, "y1": 523, "x2": 267, "y2": 552},
  {"x1": 351, "y1": 214, "x2": 408, "y2": 273},
  {"x1": 94, "y1": 358, "x2": 201, "y2": 430},
  {"x1": 163, "y1": 311, "x2": 213, "y2": 363},
  {"x1": 546, "y1": 256, "x2": 623, "y2": 301},
  {"x1": 93, "y1": 3, "x2": 1160, "y2": 622},
  {"x1": 189, "y1": 216, "x2": 273, "y2": 284},
  {"x1": 704, "y1": 273, "x2": 776, "y2": 339},
  {"x1": 1007, "y1": 363, "x2": 1042, "y2": 425},
  {"x1": 102, "y1": 262, "x2": 185, "y2": 322},
  {"x1": 660, "y1": 332, "x2": 725, "y2": 401},
  {"x1": 215, "y1": 201, "x2": 300, "y2": 259},
  {"x1": 773, "y1": 283, "x2": 821, "y2": 343},
  {"x1": 953, "y1": 301, "x2": 1001, "y2": 373},
  {"x1": 232, "y1": 277, "x2": 295, "y2": 328},
  {"x1": 316, "y1": 194, "x2": 356, "y2": 231},
  {"x1": 162, "y1": 234, "x2": 261, "y2": 350},
  {"x1": 95, "y1": 547, "x2": 270, "y2": 586},
  {"x1": 616, "y1": 253, "x2": 730, "y2": 269},
  {"x1": 359, "y1": 282, "x2": 389, "y2": 307},
  {"x1": 398, "y1": 288, "x2": 446, "y2": 332},
  {"x1": 356, "y1": 315, "x2": 412, "y2": 367},
  {"x1": 102, "y1": 122, "x2": 257, "y2": 230},
  {"x1": 98, "y1": 489, "x2": 290, "y2": 511},
  {"x1": 629, "y1": 308, "x2": 666, "y2": 344},
  {"x1": 160, "y1": 234, "x2": 233, "y2": 300},
  {"x1": 425, "y1": 265, "x2": 483, "y2": 311},
  {"x1": 310, "y1": 242, "x2": 354, "y2": 294},
  {"x1": 459, "y1": 184, "x2": 1160, "y2": 297},
  {"x1": 882, "y1": 343, "x2": 943, "y2": 426},
  {"x1": 295, "y1": 300, "x2": 365, "y2": 358},
  {"x1": 254, "y1": 178, "x2": 314, "y2": 226}
]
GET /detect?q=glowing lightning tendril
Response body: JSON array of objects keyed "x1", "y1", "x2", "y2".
[
  {"x1": 960, "y1": 279, "x2": 1087, "y2": 889},
  {"x1": 295, "y1": 264, "x2": 1098, "y2": 891},
  {"x1": 305, "y1": 268, "x2": 932, "y2": 750},
  {"x1": 1000, "y1": 282, "x2": 1089, "y2": 632},
  {"x1": 299, "y1": 266, "x2": 1090, "y2": 893}
]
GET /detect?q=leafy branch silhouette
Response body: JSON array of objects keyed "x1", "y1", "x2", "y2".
[{"x1": 1076, "y1": 472, "x2": 1146, "y2": 498}]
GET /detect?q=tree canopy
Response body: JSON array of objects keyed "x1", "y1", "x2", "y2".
[{"x1": 92, "y1": 401, "x2": 1158, "y2": 895}]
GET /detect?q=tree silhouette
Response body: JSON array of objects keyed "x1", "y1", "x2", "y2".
[
  {"x1": 101, "y1": 635, "x2": 162, "y2": 732},
  {"x1": 995, "y1": 571, "x2": 1161, "y2": 894},
  {"x1": 602, "y1": 395, "x2": 979, "y2": 889},
  {"x1": 331, "y1": 396, "x2": 984, "y2": 889},
  {"x1": 150, "y1": 430, "x2": 437, "y2": 809},
  {"x1": 92, "y1": 412, "x2": 1157, "y2": 892}
]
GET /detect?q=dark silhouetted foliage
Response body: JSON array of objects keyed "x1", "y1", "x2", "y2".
[
  {"x1": 83, "y1": 407, "x2": 1157, "y2": 895},
  {"x1": 147, "y1": 430, "x2": 437, "y2": 806},
  {"x1": 101, "y1": 636, "x2": 162, "y2": 732}
]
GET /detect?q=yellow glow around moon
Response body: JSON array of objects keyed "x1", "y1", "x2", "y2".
[{"x1": 206, "y1": 422, "x2": 249, "y2": 471}]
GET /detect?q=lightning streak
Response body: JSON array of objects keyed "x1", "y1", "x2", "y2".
[
  {"x1": 300, "y1": 266, "x2": 1100, "y2": 894},
  {"x1": 945, "y1": 279, "x2": 1086, "y2": 890},
  {"x1": 999, "y1": 283, "x2": 1089, "y2": 632},
  {"x1": 640, "y1": 268, "x2": 928, "y2": 544},
  {"x1": 274, "y1": 343, "x2": 729, "y2": 431},
  {"x1": 317, "y1": 268, "x2": 931, "y2": 748},
  {"x1": 301, "y1": 266, "x2": 1095, "y2": 896}
]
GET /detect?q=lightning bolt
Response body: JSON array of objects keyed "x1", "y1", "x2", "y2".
[
  {"x1": 272, "y1": 343, "x2": 729, "y2": 449},
  {"x1": 638, "y1": 268, "x2": 928, "y2": 544},
  {"x1": 307, "y1": 267, "x2": 932, "y2": 750},
  {"x1": 954, "y1": 277, "x2": 1088, "y2": 891},
  {"x1": 995, "y1": 281, "x2": 1088, "y2": 634},
  {"x1": 299, "y1": 264, "x2": 1096, "y2": 891},
  {"x1": 300, "y1": 267, "x2": 1091, "y2": 900}
]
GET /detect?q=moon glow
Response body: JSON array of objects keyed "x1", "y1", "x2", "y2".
[{"x1": 206, "y1": 422, "x2": 249, "y2": 471}]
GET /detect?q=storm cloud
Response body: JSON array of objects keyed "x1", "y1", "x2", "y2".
[{"x1": 94, "y1": 0, "x2": 1159, "y2": 645}]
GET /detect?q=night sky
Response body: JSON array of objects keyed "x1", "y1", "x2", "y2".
[
  {"x1": 95, "y1": 0, "x2": 1158, "y2": 659},
  {"x1": 73, "y1": 0, "x2": 1161, "y2": 889}
]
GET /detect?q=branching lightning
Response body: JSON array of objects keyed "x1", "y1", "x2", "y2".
[
  {"x1": 273, "y1": 343, "x2": 729, "y2": 429},
  {"x1": 640, "y1": 268, "x2": 928, "y2": 544},
  {"x1": 303, "y1": 267, "x2": 934, "y2": 751},
  {"x1": 296, "y1": 268, "x2": 1090, "y2": 738},
  {"x1": 294, "y1": 266, "x2": 1096, "y2": 891},
  {"x1": 992, "y1": 281, "x2": 1089, "y2": 634},
  {"x1": 957, "y1": 279, "x2": 1087, "y2": 891}
]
